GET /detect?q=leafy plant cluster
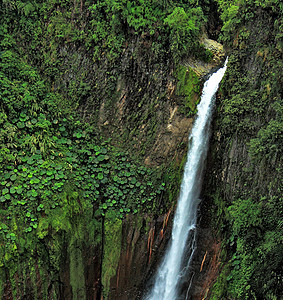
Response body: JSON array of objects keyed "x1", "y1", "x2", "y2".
[
  {"x1": 0, "y1": 0, "x2": 213, "y2": 146},
  {"x1": 0, "y1": 49, "x2": 165, "y2": 269},
  {"x1": 210, "y1": 191, "x2": 282, "y2": 300},
  {"x1": 0, "y1": 0, "x2": 209, "y2": 65},
  {"x1": 216, "y1": 0, "x2": 283, "y2": 45},
  {"x1": 224, "y1": 196, "x2": 282, "y2": 299},
  {"x1": 209, "y1": 2, "x2": 282, "y2": 299},
  {"x1": 86, "y1": 0, "x2": 210, "y2": 62}
]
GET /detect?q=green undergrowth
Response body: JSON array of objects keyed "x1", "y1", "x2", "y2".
[
  {"x1": 209, "y1": 263, "x2": 230, "y2": 300},
  {"x1": 216, "y1": 0, "x2": 282, "y2": 47},
  {"x1": 210, "y1": 193, "x2": 282, "y2": 300},
  {"x1": 0, "y1": 48, "x2": 166, "y2": 297}
]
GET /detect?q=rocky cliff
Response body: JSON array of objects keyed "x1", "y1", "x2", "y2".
[
  {"x1": 1, "y1": 1, "x2": 281, "y2": 299},
  {"x1": 188, "y1": 3, "x2": 282, "y2": 299},
  {"x1": 0, "y1": 1, "x2": 226, "y2": 299}
]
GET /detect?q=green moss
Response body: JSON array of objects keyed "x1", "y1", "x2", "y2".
[
  {"x1": 166, "y1": 151, "x2": 187, "y2": 206},
  {"x1": 30, "y1": 263, "x2": 37, "y2": 299},
  {"x1": 69, "y1": 238, "x2": 86, "y2": 300},
  {"x1": 0, "y1": 185, "x2": 102, "y2": 298},
  {"x1": 102, "y1": 212, "x2": 122, "y2": 298},
  {"x1": 9, "y1": 259, "x2": 21, "y2": 299},
  {"x1": 144, "y1": 215, "x2": 151, "y2": 235},
  {"x1": 175, "y1": 65, "x2": 200, "y2": 116},
  {"x1": 40, "y1": 267, "x2": 48, "y2": 300},
  {"x1": 36, "y1": 218, "x2": 49, "y2": 239}
]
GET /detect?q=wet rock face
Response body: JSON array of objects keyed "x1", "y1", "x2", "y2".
[
  {"x1": 96, "y1": 40, "x2": 196, "y2": 167},
  {"x1": 185, "y1": 196, "x2": 222, "y2": 300},
  {"x1": 99, "y1": 41, "x2": 227, "y2": 300},
  {"x1": 98, "y1": 212, "x2": 172, "y2": 300}
]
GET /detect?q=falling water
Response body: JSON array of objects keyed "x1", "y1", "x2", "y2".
[{"x1": 145, "y1": 59, "x2": 228, "y2": 300}]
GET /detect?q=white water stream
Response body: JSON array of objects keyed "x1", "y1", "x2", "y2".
[{"x1": 145, "y1": 59, "x2": 228, "y2": 300}]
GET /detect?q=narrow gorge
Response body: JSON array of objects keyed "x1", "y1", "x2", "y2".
[{"x1": 0, "y1": 1, "x2": 281, "y2": 300}]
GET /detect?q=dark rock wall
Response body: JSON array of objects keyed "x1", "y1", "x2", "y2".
[
  {"x1": 0, "y1": 1, "x2": 236, "y2": 299},
  {"x1": 188, "y1": 6, "x2": 282, "y2": 300}
]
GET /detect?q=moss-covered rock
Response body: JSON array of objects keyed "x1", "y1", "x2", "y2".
[
  {"x1": 189, "y1": 3, "x2": 282, "y2": 299},
  {"x1": 102, "y1": 213, "x2": 122, "y2": 298}
]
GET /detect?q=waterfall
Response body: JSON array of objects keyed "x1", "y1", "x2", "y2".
[{"x1": 145, "y1": 59, "x2": 228, "y2": 300}]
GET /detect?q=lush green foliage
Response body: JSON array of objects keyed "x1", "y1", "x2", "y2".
[
  {"x1": 209, "y1": 1, "x2": 282, "y2": 299},
  {"x1": 0, "y1": 47, "x2": 166, "y2": 296},
  {"x1": 224, "y1": 196, "x2": 282, "y2": 299},
  {"x1": 102, "y1": 212, "x2": 122, "y2": 297},
  {"x1": 164, "y1": 6, "x2": 204, "y2": 60},
  {"x1": 217, "y1": 0, "x2": 283, "y2": 45},
  {"x1": 0, "y1": 0, "x2": 207, "y2": 64},
  {"x1": 0, "y1": 1, "x2": 213, "y2": 295},
  {"x1": 248, "y1": 101, "x2": 283, "y2": 162}
]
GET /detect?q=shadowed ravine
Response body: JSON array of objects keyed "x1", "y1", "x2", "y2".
[{"x1": 145, "y1": 59, "x2": 228, "y2": 300}]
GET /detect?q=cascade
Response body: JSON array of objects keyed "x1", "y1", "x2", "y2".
[{"x1": 145, "y1": 59, "x2": 228, "y2": 300}]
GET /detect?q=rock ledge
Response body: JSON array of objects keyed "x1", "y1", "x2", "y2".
[{"x1": 184, "y1": 36, "x2": 225, "y2": 78}]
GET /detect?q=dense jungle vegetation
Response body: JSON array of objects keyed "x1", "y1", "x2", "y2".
[
  {"x1": 0, "y1": 0, "x2": 210, "y2": 298},
  {"x1": 0, "y1": 0, "x2": 282, "y2": 299},
  {"x1": 207, "y1": 0, "x2": 282, "y2": 299}
]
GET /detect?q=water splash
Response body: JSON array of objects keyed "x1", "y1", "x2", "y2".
[{"x1": 145, "y1": 59, "x2": 228, "y2": 300}]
